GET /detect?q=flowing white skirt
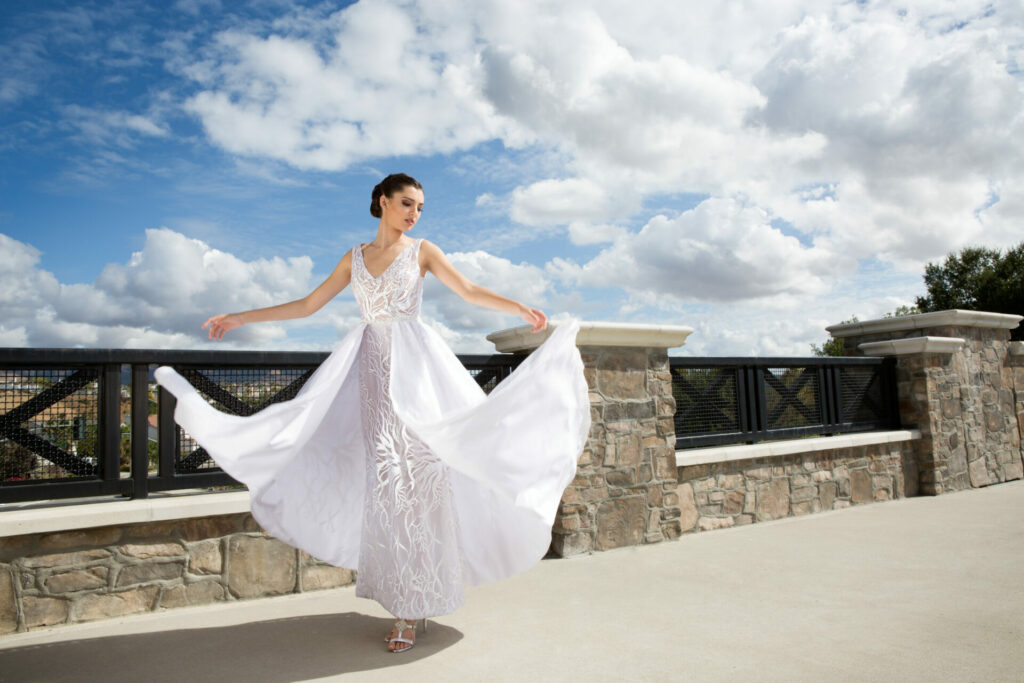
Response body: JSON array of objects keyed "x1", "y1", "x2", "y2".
[{"x1": 153, "y1": 318, "x2": 590, "y2": 593}]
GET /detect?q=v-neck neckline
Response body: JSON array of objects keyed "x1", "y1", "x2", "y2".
[{"x1": 359, "y1": 239, "x2": 416, "y2": 280}]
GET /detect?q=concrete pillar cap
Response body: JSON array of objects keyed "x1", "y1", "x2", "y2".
[
  {"x1": 827, "y1": 309, "x2": 1022, "y2": 338},
  {"x1": 487, "y1": 320, "x2": 694, "y2": 353},
  {"x1": 858, "y1": 336, "x2": 965, "y2": 356}
]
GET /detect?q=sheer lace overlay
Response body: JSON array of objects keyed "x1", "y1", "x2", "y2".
[
  {"x1": 351, "y1": 240, "x2": 424, "y2": 323},
  {"x1": 351, "y1": 239, "x2": 467, "y2": 617}
]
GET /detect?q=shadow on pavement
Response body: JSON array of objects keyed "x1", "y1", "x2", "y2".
[{"x1": 0, "y1": 611, "x2": 461, "y2": 682}]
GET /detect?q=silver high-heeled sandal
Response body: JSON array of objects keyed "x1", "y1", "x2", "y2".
[{"x1": 385, "y1": 618, "x2": 427, "y2": 653}]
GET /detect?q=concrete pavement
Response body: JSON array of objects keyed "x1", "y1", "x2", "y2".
[{"x1": 2, "y1": 480, "x2": 1023, "y2": 682}]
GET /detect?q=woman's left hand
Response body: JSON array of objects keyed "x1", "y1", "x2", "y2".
[{"x1": 519, "y1": 305, "x2": 547, "y2": 333}]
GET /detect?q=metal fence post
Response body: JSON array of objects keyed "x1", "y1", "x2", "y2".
[
  {"x1": 100, "y1": 363, "x2": 123, "y2": 494},
  {"x1": 131, "y1": 364, "x2": 150, "y2": 499}
]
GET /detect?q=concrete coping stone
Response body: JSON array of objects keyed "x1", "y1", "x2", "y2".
[
  {"x1": 677, "y1": 429, "x2": 921, "y2": 467},
  {"x1": 0, "y1": 489, "x2": 252, "y2": 538},
  {"x1": 857, "y1": 336, "x2": 965, "y2": 356},
  {"x1": 827, "y1": 309, "x2": 1022, "y2": 338},
  {"x1": 488, "y1": 319, "x2": 694, "y2": 353}
]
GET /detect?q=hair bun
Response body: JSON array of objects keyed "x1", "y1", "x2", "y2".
[{"x1": 369, "y1": 173, "x2": 422, "y2": 219}]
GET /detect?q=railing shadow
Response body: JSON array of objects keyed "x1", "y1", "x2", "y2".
[{"x1": 0, "y1": 611, "x2": 463, "y2": 681}]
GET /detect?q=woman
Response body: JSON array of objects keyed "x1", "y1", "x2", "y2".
[{"x1": 154, "y1": 173, "x2": 591, "y2": 653}]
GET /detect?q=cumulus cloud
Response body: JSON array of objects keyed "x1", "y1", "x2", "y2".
[
  {"x1": 577, "y1": 197, "x2": 836, "y2": 304},
  {"x1": 9, "y1": 0, "x2": 1021, "y2": 355},
  {"x1": 179, "y1": 0, "x2": 1024, "y2": 280},
  {"x1": 182, "y1": 0, "x2": 504, "y2": 171},
  {"x1": 0, "y1": 229, "x2": 317, "y2": 349}
]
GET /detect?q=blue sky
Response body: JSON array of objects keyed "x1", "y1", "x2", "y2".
[{"x1": 1, "y1": 0, "x2": 1021, "y2": 355}]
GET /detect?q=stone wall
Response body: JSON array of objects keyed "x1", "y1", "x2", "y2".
[
  {"x1": 829, "y1": 313, "x2": 1024, "y2": 495},
  {"x1": 0, "y1": 513, "x2": 353, "y2": 635},
  {"x1": 675, "y1": 440, "x2": 917, "y2": 533},
  {"x1": 1011, "y1": 343, "x2": 1024, "y2": 456},
  {"x1": 551, "y1": 344, "x2": 682, "y2": 556}
]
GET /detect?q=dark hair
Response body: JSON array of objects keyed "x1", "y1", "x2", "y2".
[{"x1": 370, "y1": 173, "x2": 423, "y2": 218}]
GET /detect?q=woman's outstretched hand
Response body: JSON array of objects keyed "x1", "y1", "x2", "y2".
[
  {"x1": 520, "y1": 305, "x2": 547, "y2": 333},
  {"x1": 202, "y1": 313, "x2": 244, "y2": 340}
]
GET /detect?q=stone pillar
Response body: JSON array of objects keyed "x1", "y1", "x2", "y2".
[
  {"x1": 487, "y1": 321, "x2": 693, "y2": 557},
  {"x1": 1011, "y1": 342, "x2": 1024, "y2": 448},
  {"x1": 827, "y1": 310, "x2": 1023, "y2": 494}
]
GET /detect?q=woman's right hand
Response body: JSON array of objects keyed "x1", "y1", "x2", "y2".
[{"x1": 202, "y1": 313, "x2": 244, "y2": 340}]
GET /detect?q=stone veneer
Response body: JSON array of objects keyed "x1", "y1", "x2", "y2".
[
  {"x1": 1011, "y1": 342, "x2": 1024, "y2": 456},
  {"x1": 675, "y1": 440, "x2": 917, "y2": 532},
  {"x1": 554, "y1": 344, "x2": 681, "y2": 554},
  {"x1": 0, "y1": 513, "x2": 352, "y2": 634},
  {"x1": 489, "y1": 321, "x2": 693, "y2": 557},
  {"x1": 828, "y1": 310, "x2": 1024, "y2": 494}
]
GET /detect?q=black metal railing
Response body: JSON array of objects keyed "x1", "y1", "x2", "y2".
[
  {"x1": 0, "y1": 348, "x2": 525, "y2": 504},
  {"x1": 670, "y1": 356, "x2": 900, "y2": 450},
  {"x1": 2, "y1": 347, "x2": 900, "y2": 504}
]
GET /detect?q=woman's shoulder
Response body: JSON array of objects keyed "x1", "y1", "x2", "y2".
[{"x1": 418, "y1": 237, "x2": 440, "y2": 252}]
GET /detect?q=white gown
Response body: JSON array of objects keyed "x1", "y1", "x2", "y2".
[{"x1": 153, "y1": 237, "x2": 591, "y2": 619}]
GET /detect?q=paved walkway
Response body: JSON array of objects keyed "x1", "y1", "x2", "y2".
[{"x1": 2, "y1": 480, "x2": 1023, "y2": 682}]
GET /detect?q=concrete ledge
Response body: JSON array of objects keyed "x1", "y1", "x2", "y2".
[
  {"x1": 0, "y1": 490, "x2": 252, "y2": 538},
  {"x1": 858, "y1": 337, "x2": 966, "y2": 356},
  {"x1": 676, "y1": 429, "x2": 921, "y2": 467},
  {"x1": 488, "y1": 320, "x2": 694, "y2": 353},
  {"x1": 828, "y1": 309, "x2": 1022, "y2": 337}
]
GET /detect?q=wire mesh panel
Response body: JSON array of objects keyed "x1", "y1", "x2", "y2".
[
  {"x1": 672, "y1": 367, "x2": 740, "y2": 437},
  {"x1": 670, "y1": 357, "x2": 898, "y2": 449},
  {"x1": 839, "y1": 365, "x2": 887, "y2": 425},
  {"x1": 173, "y1": 366, "x2": 316, "y2": 474},
  {"x1": 762, "y1": 366, "x2": 821, "y2": 430},
  {"x1": 0, "y1": 367, "x2": 102, "y2": 484}
]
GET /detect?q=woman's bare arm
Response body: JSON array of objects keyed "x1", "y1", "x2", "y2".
[
  {"x1": 203, "y1": 249, "x2": 355, "y2": 340},
  {"x1": 420, "y1": 239, "x2": 547, "y2": 332}
]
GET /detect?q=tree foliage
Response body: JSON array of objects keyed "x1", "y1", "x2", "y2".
[
  {"x1": 812, "y1": 304, "x2": 922, "y2": 357},
  {"x1": 811, "y1": 316, "x2": 858, "y2": 357},
  {"x1": 915, "y1": 242, "x2": 1024, "y2": 341}
]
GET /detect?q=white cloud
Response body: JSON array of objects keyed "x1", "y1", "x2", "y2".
[
  {"x1": 183, "y1": 1, "x2": 504, "y2": 171},
  {"x1": 11, "y1": 0, "x2": 1019, "y2": 357},
  {"x1": 577, "y1": 197, "x2": 836, "y2": 304},
  {"x1": 0, "y1": 229, "x2": 317, "y2": 349},
  {"x1": 180, "y1": 0, "x2": 1023, "y2": 294},
  {"x1": 566, "y1": 222, "x2": 628, "y2": 246},
  {"x1": 510, "y1": 177, "x2": 630, "y2": 226},
  {"x1": 61, "y1": 105, "x2": 169, "y2": 147}
]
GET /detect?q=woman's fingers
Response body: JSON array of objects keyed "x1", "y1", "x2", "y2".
[
  {"x1": 203, "y1": 314, "x2": 229, "y2": 340},
  {"x1": 527, "y1": 307, "x2": 547, "y2": 332}
]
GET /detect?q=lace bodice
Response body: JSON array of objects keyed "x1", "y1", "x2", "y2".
[{"x1": 351, "y1": 238, "x2": 425, "y2": 323}]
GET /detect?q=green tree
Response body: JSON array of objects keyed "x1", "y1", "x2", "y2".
[
  {"x1": 811, "y1": 305, "x2": 919, "y2": 356},
  {"x1": 884, "y1": 304, "x2": 920, "y2": 318},
  {"x1": 811, "y1": 316, "x2": 858, "y2": 357},
  {"x1": 915, "y1": 242, "x2": 1024, "y2": 340}
]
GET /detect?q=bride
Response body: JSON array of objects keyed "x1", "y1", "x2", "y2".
[{"x1": 156, "y1": 173, "x2": 590, "y2": 654}]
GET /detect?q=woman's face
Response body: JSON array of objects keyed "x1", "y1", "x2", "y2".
[{"x1": 381, "y1": 185, "x2": 425, "y2": 232}]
